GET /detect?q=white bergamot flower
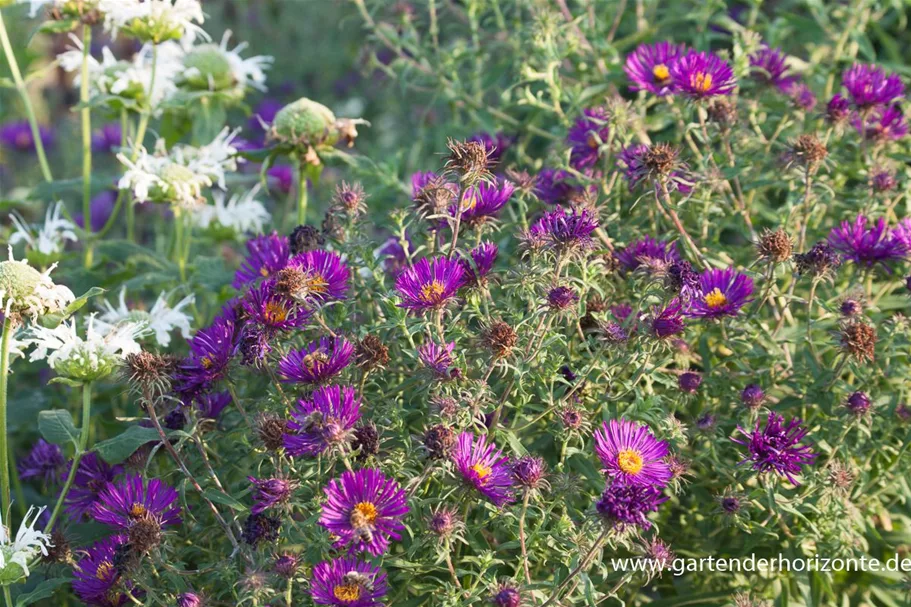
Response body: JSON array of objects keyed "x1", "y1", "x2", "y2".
[
  {"x1": 181, "y1": 30, "x2": 273, "y2": 94},
  {"x1": 96, "y1": 289, "x2": 194, "y2": 347},
  {"x1": 191, "y1": 185, "x2": 270, "y2": 234},
  {"x1": 9, "y1": 201, "x2": 78, "y2": 261},
  {"x1": 0, "y1": 506, "x2": 52, "y2": 585},
  {"x1": 0, "y1": 248, "x2": 75, "y2": 325},
  {"x1": 98, "y1": 0, "x2": 207, "y2": 44}
]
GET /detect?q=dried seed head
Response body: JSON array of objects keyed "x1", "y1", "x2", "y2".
[
  {"x1": 430, "y1": 395, "x2": 460, "y2": 418},
  {"x1": 413, "y1": 176, "x2": 456, "y2": 217},
  {"x1": 422, "y1": 424, "x2": 456, "y2": 459},
  {"x1": 580, "y1": 295, "x2": 609, "y2": 331},
  {"x1": 783, "y1": 134, "x2": 828, "y2": 173},
  {"x1": 707, "y1": 98, "x2": 738, "y2": 130},
  {"x1": 332, "y1": 181, "x2": 368, "y2": 217},
  {"x1": 445, "y1": 138, "x2": 492, "y2": 184},
  {"x1": 756, "y1": 228, "x2": 793, "y2": 263},
  {"x1": 480, "y1": 320, "x2": 518, "y2": 359},
  {"x1": 355, "y1": 335, "x2": 390, "y2": 371},
  {"x1": 839, "y1": 319, "x2": 877, "y2": 362},
  {"x1": 255, "y1": 412, "x2": 289, "y2": 451},
  {"x1": 504, "y1": 168, "x2": 536, "y2": 195},
  {"x1": 827, "y1": 461, "x2": 856, "y2": 495},
  {"x1": 643, "y1": 143, "x2": 680, "y2": 176},
  {"x1": 42, "y1": 529, "x2": 72, "y2": 565},
  {"x1": 351, "y1": 422, "x2": 380, "y2": 461},
  {"x1": 127, "y1": 512, "x2": 163, "y2": 554},
  {"x1": 289, "y1": 224, "x2": 325, "y2": 255},
  {"x1": 122, "y1": 351, "x2": 177, "y2": 397}
]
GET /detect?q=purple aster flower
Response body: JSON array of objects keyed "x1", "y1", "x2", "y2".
[
  {"x1": 685, "y1": 267, "x2": 754, "y2": 319},
  {"x1": 732, "y1": 412, "x2": 816, "y2": 485},
  {"x1": 665, "y1": 260, "x2": 701, "y2": 298},
  {"x1": 528, "y1": 206, "x2": 599, "y2": 253},
  {"x1": 788, "y1": 82, "x2": 818, "y2": 111},
  {"x1": 615, "y1": 236, "x2": 680, "y2": 274},
  {"x1": 826, "y1": 94, "x2": 852, "y2": 125},
  {"x1": 76, "y1": 190, "x2": 117, "y2": 233},
  {"x1": 452, "y1": 178, "x2": 515, "y2": 225},
  {"x1": 468, "y1": 131, "x2": 513, "y2": 164},
  {"x1": 651, "y1": 298, "x2": 685, "y2": 338},
  {"x1": 241, "y1": 513, "x2": 281, "y2": 546},
  {"x1": 377, "y1": 236, "x2": 409, "y2": 278},
  {"x1": 91, "y1": 474, "x2": 181, "y2": 529},
  {"x1": 274, "y1": 553, "x2": 300, "y2": 578},
  {"x1": 196, "y1": 391, "x2": 232, "y2": 420},
  {"x1": 853, "y1": 104, "x2": 908, "y2": 142},
  {"x1": 268, "y1": 164, "x2": 295, "y2": 194},
  {"x1": 462, "y1": 241, "x2": 498, "y2": 286},
  {"x1": 278, "y1": 337, "x2": 354, "y2": 384},
  {"x1": 176, "y1": 313, "x2": 239, "y2": 398},
  {"x1": 285, "y1": 384, "x2": 361, "y2": 457},
  {"x1": 845, "y1": 390, "x2": 872, "y2": 417},
  {"x1": 92, "y1": 123, "x2": 122, "y2": 153},
  {"x1": 893, "y1": 218, "x2": 911, "y2": 250},
  {"x1": 547, "y1": 286, "x2": 579, "y2": 310},
  {"x1": 596, "y1": 479, "x2": 667, "y2": 530},
  {"x1": 841, "y1": 63, "x2": 904, "y2": 110},
  {"x1": 311, "y1": 556, "x2": 387, "y2": 607},
  {"x1": 248, "y1": 476, "x2": 297, "y2": 514},
  {"x1": 418, "y1": 341, "x2": 457, "y2": 379},
  {"x1": 534, "y1": 168, "x2": 584, "y2": 205},
  {"x1": 511, "y1": 455, "x2": 547, "y2": 490},
  {"x1": 0, "y1": 120, "x2": 54, "y2": 153},
  {"x1": 871, "y1": 168, "x2": 897, "y2": 193},
  {"x1": 73, "y1": 534, "x2": 141, "y2": 607},
  {"x1": 616, "y1": 144, "x2": 694, "y2": 194},
  {"x1": 241, "y1": 280, "x2": 311, "y2": 334},
  {"x1": 749, "y1": 46, "x2": 797, "y2": 91},
  {"x1": 828, "y1": 215, "x2": 908, "y2": 271},
  {"x1": 452, "y1": 432, "x2": 514, "y2": 506},
  {"x1": 63, "y1": 453, "x2": 124, "y2": 519},
  {"x1": 491, "y1": 583, "x2": 522, "y2": 607},
  {"x1": 18, "y1": 438, "x2": 65, "y2": 486},
  {"x1": 176, "y1": 593, "x2": 203, "y2": 607},
  {"x1": 567, "y1": 107, "x2": 611, "y2": 169},
  {"x1": 670, "y1": 50, "x2": 737, "y2": 99},
  {"x1": 281, "y1": 250, "x2": 351, "y2": 303},
  {"x1": 594, "y1": 419, "x2": 672, "y2": 488},
  {"x1": 624, "y1": 41, "x2": 686, "y2": 96},
  {"x1": 678, "y1": 372, "x2": 702, "y2": 393},
  {"x1": 320, "y1": 468, "x2": 409, "y2": 556},
  {"x1": 233, "y1": 232, "x2": 291, "y2": 289},
  {"x1": 395, "y1": 256, "x2": 466, "y2": 313},
  {"x1": 741, "y1": 384, "x2": 765, "y2": 409}
]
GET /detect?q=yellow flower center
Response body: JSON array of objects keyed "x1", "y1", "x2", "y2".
[
  {"x1": 129, "y1": 503, "x2": 147, "y2": 519},
  {"x1": 587, "y1": 134, "x2": 600, "y2": 149},
  {"x1": 652, "y1": 63, "x2": 670, "y2": 83},
  {"x1": 96, "y1": 560, "x2": 114, "y2": 580},
  {"x1": 264, "y1": 301, "x2": 289, "y2": 323},
  {"x1": 691, "y1": 71, "x2": 713, "y2": 93},
  {"x1": 617, "y1": 449, "x2": 644, "y2": 475},
  {"x1": 350, "y1": 501, "x2": 379, "y2": 527},
  {"x1": 260, "y1": 266, "x2": 270, "y2": 277},
  {"x1": 200, "y1": 356, "x2": 214, "y2": 369},
  {"x1": 419, "y1": 280, "x2": 446, "y2": 303},
  {"x1": 471, "y1": 463, "x2": 492, "y2": 483},
  {"x1": 703, "y1": 288, "x2": 728, "y2": 309},
  {"x1": 333, "y1": 583, "x2": 362, "y2": 602},
  {"x1": 460, "y1": 195, "x2": 478, "y2": 212},
  {"x1": 305, "y1": 273, "x2": 329, "y2": 294}
]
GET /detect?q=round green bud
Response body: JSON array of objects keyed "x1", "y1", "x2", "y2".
[
  {"x1": 271, "y1": 98, "x2": 339, "y2": 147},
  {"x1": 182, "y1": 45, "x2": 236, "y2": 91},
  {"x1": 0, "y1": 260, "x2": 45, "y2": 309}
]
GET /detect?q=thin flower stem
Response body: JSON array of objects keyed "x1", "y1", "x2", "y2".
[
  {"x1": 81, "y1": 25, "x2": 94, "y2": 268},
  {"x1": 285, "y1": 577, "x2": 294, "y2": 606},
  {"x1": 3, "y1": 586, "x2": 12, "y2": 607},
  {"x1": 797, "y1": 166, "x2": 813, "y2": 252},
  {"x1": 444, "y1": 539, "x2": 463, "y2": 588},
  {"x1": 297, "y1": 160, "x2": 309, "y2": 226},
  {"x1": 539, "y1": 527, "x2": 609, "y2": 607},
  {"x1": 0, "y1": 317, "x2": 12, "y2": 519},
  {"x1": 517, "y1": 490, "x2": 532, "y2": 583},
  {"x1": 656, "y1": 180, "x2": 709, "y2": 269},
  {"x1": 0, "y1": 11, "x2": 53, "y2": 184}
]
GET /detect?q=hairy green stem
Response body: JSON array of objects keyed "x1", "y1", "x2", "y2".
[
  {"x1": 81, "y1": 25, "x2": 94, "y2": 267},
  {"x1": 0, "y1": 318, "x2": 12, "y2": 519},
  {"x1": 43, "y1": 382, "x2": 93, "y2": 533}
]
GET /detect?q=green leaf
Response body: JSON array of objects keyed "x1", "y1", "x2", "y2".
[
  {"x1": 203, "y1": 489, "x2": 248, "y2": 511},
  {"x1": 94, "y1": 426, "x2": 162, "y2": 464},
  {"x1": 64, "y1": 287, "x2": 105, "y2": 316},
  {"x1": 37, "y1": 410, "x2": 81, "y2": 447},
  {"x1": 15, "y1": 577, "x2": 71, "y2": 607}
]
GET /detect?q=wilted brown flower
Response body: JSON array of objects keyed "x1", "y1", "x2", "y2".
[
  {"x1": 480, "y1": 320, "x2": 518, "y2": 359},
  {"x1": 255, "y1": 412, "x2": 289, "y2": 451},
  {"x1": 355, "y1": 334, "x2": 390, "y2": 371},
  {"x1": 756, "y1": 228, "x2": 793, "y2": 263},
  {"x1": 839, "y1": 319, "x2": 877, "y2": 362},
  {"x1": 445, "y1": 138, "x2": 492, "y2": 184}
]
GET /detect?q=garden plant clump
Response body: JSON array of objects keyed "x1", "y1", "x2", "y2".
[{"x1": 0, "y1": 1, "x2": 910, "y2": 606}]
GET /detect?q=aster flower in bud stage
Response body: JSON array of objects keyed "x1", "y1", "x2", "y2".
[
  {"x1": 490, "y1": 582, "x2": 523, "y2": 607},
  {"x1": 417, "y1": 341, "x2": 458, "y2": 380},
  {"x1": 594, "y1": 419, "x2": 672, "y2": 488},
  {"x1": 284, "y1": 384, "x2": 361, "y2": 457},
  {"x1": 678, "y1": 372, "x2": 702, "y2": 394},
  {"x1": 452, "y1": 432, "x2": 514, "y2": 506},
  {"x1": 98, "y1": 0, "x2": 207, "y2": 44},
  {"x1": 546, "y1": 286, "x2": 579, "y2": 311},
  {"x1": 275, "y1": 249, "x2": 350, "y2": 304},
  {"x1": 461, "y1": 242, "x2": 498, "y2": 287},
  {"x1": 320, "y1": 468, "x2": 409, "y2": 556},
  {"x1": 26, "y1": 316, "x2": 145, "y2": 383},
  {"x1": 451, "y1": 178, "x2": 516, "y2": 226},
  {"x1": 233, "y1": 232, "x2": 291, "y2": 288},
  {"x1": 748, "y1": 46, "x2": 798, "y2": 91},
  {"x1": 827, "y1": 215, "x2": 908, "y2": 272},
  {"x1": 395, "y1": 256, "x2": 466, "y2": 313},
  {"x1": 741, "y1": 384, "x2": 765, "y2": 409},
  {"x1": 840, "y1": 63, "x2": 904, "y2": 111},
  {"x1": 63, "y1": 453, "x2": 124, "y2": 519},
  {"x1": 176, "y1": 593, "x2": 203, "y2": 607},
  {"x1": 96, "y1": 289, "x2": 194, "y2": 348},
  {"x1": 426, "y1": 505, "x2": 463, "y2": 543},
  {"x1": 511, "y1": 455, "x2": 549, "y2": 492},
  {"x1": 685, "y1": 267, "x2": 754, "y2": 319},
  {"x1": 310, "y1": 556, "x2": 387, "y2": 607},
  {"x1": 615, "y1": 236, "x2": 680, "y2": 274},
  {"x1": 732, "y1": 412, "x2": 816, "y2": 485},
  {"x1": 9, "y1": 201, "x2": 77, "y2": 263},
  {"x1": 624, "y1": 41, "x2": 686, "y2": 96},
  {"x1": 278, "y1": 337, "x2": 353, "y2": 384},
  {"x1": 91, "y1": 474, "x2": 182, "y2": 530},
  {"x1": 566, "y1": 107, "x2": 611, "y2": 169},
  {"x1": 191, "y1": 186, "x2": 271, "y2": 234},
  {"x1": 826, "y1": 94, "x2": 851, "y2": 125},
  {"x1": 0, "y1": 248, "x2": 74, "y2": 324},
  {"x1": 72, "y1": 534, "x2": 141, "y2": 606},
  {"x1": 670, "y1": 50, "x2": 737, "y2": 99},
  {"x1": 596, "y1": 479, "x2": 668, "y2": 530},
  {"x1": 844, "y1": 390, "x2": 872, "y2": 418},
  {"x1": 854, "y1": 104, "x2": 908, "y2": 143},
  {"x1": 526, "y1": 206, "x2": 599, "y2": 254},
  {"x1": 787, "y1": 83, "x2": 818, "y2": 111},
  {"x1": 17, "y1": 439, "x2": 65, "y2": 486},
  {"x1": 248, "y1": 476, "x2": 298, "y2": 514}
]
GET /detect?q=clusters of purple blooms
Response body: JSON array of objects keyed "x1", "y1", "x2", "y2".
[{"x1": 624, "y1": 43, "x2": 735, "y2": 99}]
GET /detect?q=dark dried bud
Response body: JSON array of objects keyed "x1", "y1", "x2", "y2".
[
  {"x1": 643, "y1": 142, "x2": 680, "y2": 176},
  {"x1": 352, "y1": 422, "x2": 380, "y2": 461},
  {"x1": 430, "y1": 395, "x2": 460, "y2": 418},
  {"x1": 667, "y1": 455, "x2": 691, "y2": 480},
  {"x1": 840, "y1": 298, "x2": 863, "y2": 317},
  {"x1": 445, "y1": 138, "x2": 492, "y2": 184},
  {"x1": 794, "y1": 241, "x2": 841, "y2": 278},
  {"x1": 273, "y1": 267, "x2": 309, "y2": 303},
  {"x1": 289, "y1": 224, "x2": 324, "y2": 255},
  {"x1": 255, "y1": 413, "x2": 289, "y2": 451},
  {"x1": 127, "y1": 513, "x2": 163, "y2": 554},
  {"x1": 783, "y1": 134, "x2": 827, "y2": 174},
  {"x1": 422, "y1": 424, "x2": 456, "y2": 459},
  {"x1": 580, "y1": 294, "x2": 609, "y2": 331},
  {"x1": 124, "y1": 444, "x2": 152, "y2": 472},
  {"x1": 42, "y1": 529, "x2": 72, "y2": 565},
  {"x1": 321, "y1": 212, "x2": 346, "y2": 242},
  {"x1": 413, "y1": 176, "x2": 456, "y2": 217},
  {"x1": 163, "y1": 407, "x2": 187, "y2": 431},
  {"x1": 241, "y1": 513, "x2": 282, "y2": 547},
  {"x1": 332, "y1": 181, "x2": 367, "y2": 217},
  {"x1": 840, "y1": 320, "x2": 877, "y2": 362},
  {"x1": 756, "y1": 228, "x2": 793, "y2": 263},
  {"x1": 707, "y1": 98, "x2": 738, "y2": 130},
  {"x1": 355, "y1": 335, "x2": 390, "y2": 371},
  {"x1": 122, "y1": 351, "x2": 177, "y2": 397},
  {"x1": 664, "y1": 260, "x2": 700, "y2": 295},
  {"x1": 696, "y1": 413, "x2": 716, "y2": 430},
  {"x1": 273, "y1": 553, "x2": 300, "y2": 579},
  {"x1": 480, "y1": 320, "x2": 518, "y2": 359},
  {"x1": 112, "y1": 541, "x2": 140, "y2": 575}
]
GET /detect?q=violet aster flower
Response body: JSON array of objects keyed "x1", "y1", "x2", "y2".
[
  {"x1": 678, "y1": 372, "x2": 702, "y2": 393},
  {"x1": 892, "y1": 218, "x2": 911, "y2": 249},
  {"x1": 18, "y1": 438, "x2": 65, "y2": 486},
  {"x1": 594, "y1": 419, "x2": 671, "y2": 488},
  {"x1": 853, "y1": 104, "x2": 908, "y2": 142},
  {"x1": 624, "y1": 41, "x2": 686, "y2": 96},
  {"x1": 529, "y1": 206, "x2": 599, "y2": 253},
  {"x1": 196, "y1": 391, "x2": 232, "y2": 420},
  {"x1": 491, "y1": 583, "x2": 522, "y2": 607},
  {"x1": 665, "y1": 260, "x2": 701, "y2": 299},
  {"x1": 76, "y1": 190, "x2": 117, "y2": 233},
  {"x1": 268, "y1": 164, "x2": 295, "y2": 194},
  {"x1": 615, "y1": 236, "x2": 680, "y2": 274},
  {"x1": 788, "y1": 83, "x2": 818, "y2": 111},
  {"x1": 176, "y1": 593, "x2": 203, "y2": 607},
  {"x1": 377, "y1": 236, "x2": 409, "y2": 278},
  {"x1": 418, "y1": 341, "x2": 457, "y2": 379},
  {"x1": 534, "y1": 168, "x2": 584, "y2": 205},
  {"x1": 685, "y1": 267, "x2": 754, "y2": 319},
  {"x1": 176, "y1": 312, "x2": 239, "y2": 399},
  {"x1": 825, "y1": 94, "x2": 852, "y2": 125},
  {"x1": 92, "y1": 123, "x2": 123, "y2": 153},
  {"x1": 233, "y1": 232, "x2": 291, "y2": 289},
  {"x1": 749, "y1": 46, "x2": 797, "y2": 91},
  {"x1": 651, "y1": 298, "x2": 685, "y2": 338},
  {"x1": 281, "y1": 249, "x2": 351, "y2": 303},
  {"x1": 91, "y1": 474, "x2": 182, "y2": 529},
  {"x1": 468, "y1": 131, "x2": 513, "y2": 164},
  {"x1": 547, "y1": 286, "x2": 579, "y2": 310},
  {"x1": 278, "y1": 337, "x2": 354, "y2": 384},
  {"x1": 311, "y1": 556, "x2": 387, "y2": 607},
  {"x1": 248, "y1": 476, "x2": 297, "y2": 514},
  {"x1": 741, "y1": 384, "x2": 765, "y2": 409},
  {"x1": 320, "y1": 468, "x2": 409, "y2": 556},
  {"x1": 733, "y1": 412, "x2": 816, "y2": 485},
  {"x1": 0, "y1": 120, "x2": 54, "y2": 153},
  {"x1": 73, "y1": 534, "x2": 142, "y2": 607},
  {"x1": 670, "y1": 50, "x2": 736, "y2": 99},
  {"x1": 841, "y1": 63, "x2": 904, "y2": 110},
  {"x1": 284, "y1": 384, "x2": 361, "y2": 457},
  {"x1": 241, "y1": 280, "x2": 311, "y2": 334},
  {"x1": 462, "y1": 241, "x2": 498, "y2": 286},
  {"x1": 452, "y1": 432, "x2": 514, "y2": 506},
  {"x1": 567, "y1": 107, "x2": 611, "y2": 169},
  {"x1": 596, "y1": 479, "x2": 667, "y2": 530},
  {"x1": 452, "y1": 178, "x2": 516, "y2": 225},
  {"x1": 63, "y1": 453, "x2": 124, "y2": 519},
  {"x1": 395, "y1": 256, "x2": 466, "y2": 313},
  {"x1": 827, "y1": 215, "x2": 908, "y2": 271}
]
